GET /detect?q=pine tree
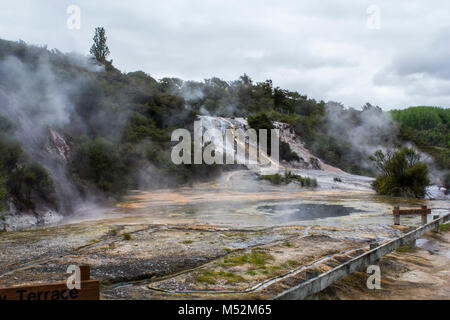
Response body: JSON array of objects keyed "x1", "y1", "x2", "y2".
[{"x1": 90, "y1": 27, "x2": 110, "y2": 63}]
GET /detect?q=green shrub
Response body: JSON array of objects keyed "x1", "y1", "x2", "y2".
[
  {"x1": 7, "y1": 163, "x2": 56, "y2": 210},
  {"x1": 122, "y1": 233, "x2": 131, "y2": 241},
  {"x1": 370, "y1": 147, "x2": 430, "y2": 198},
  {"x1": 260, "y1": 171, "x2": 318, "y2": 187},
  {"x1": 260, "y1": 173, "x2": 283, "y2": 185}
]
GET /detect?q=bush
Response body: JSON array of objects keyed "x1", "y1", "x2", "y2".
[
  {"x1": 290, "y1": 173, "x2": 318, "y2": 187},
  {"x1": 0, "y1": 133, "x2": 57, "y2": 210},
  {"x1": 260, "y1": 173, "x2": 284, "y2": 185},
  {"x1": 280, "y1": 141, "x2": 300, "y2": 162},
  {"x1": 70, "y1": 137, "x2": 130, "y2": 197},
  {"x1": 8, "y1": 163, "x2": 56, "y2": 210},
  {"x1": 260, "y1": 171, "x2": 318, "y2": 187},
  {"x1": 122, "y1": 233, "x2": 131, "y2": 241},
  {"x1": 247, "y1": 113, "x2": 274, "y2": 131},
  {"x1": 370, "y1": 147, "x2": 431, "y2": 198}
]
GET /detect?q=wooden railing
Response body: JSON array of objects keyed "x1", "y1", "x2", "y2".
[{"x1": 393, "y1": 205, "x2": 431, "y2": 225}]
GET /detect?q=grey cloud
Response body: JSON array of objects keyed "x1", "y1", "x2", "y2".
[
  {"x1": 1, "y1": 0, "x2": 450, "y2": 109},
  {"x1": 388, "y1": 28, "x2": 450, "y2": 80}
]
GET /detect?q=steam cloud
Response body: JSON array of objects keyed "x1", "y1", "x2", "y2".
[{"x1": 0, "y1": 45, "x2": 104, "y2": 214}]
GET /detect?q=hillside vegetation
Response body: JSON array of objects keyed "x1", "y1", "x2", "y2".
[
  {"x1": 0, "y1": 34, "x2": 448, "y2": 213},
  {"x1": 389, "y1": 107, "x2": 449, "y2": 189}
]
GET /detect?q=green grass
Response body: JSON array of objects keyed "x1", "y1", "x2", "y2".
[
  {"x1": 245, "y1": 270, "x2": 257, "y2": 276},
  {"x1": 196, "y1": 270, "x2": 246, "y2": 284},
  {"x1": 440, "y1": 223, "x2": 450, "y2": 232},
  {"x1": 396, "y1": 245, "x2": 416, "y2": 253},
  {"x1": 284, "y1": 242, "x2": 292, "y2": 247},
  {"x1": 196, "y1": 275, "x2": 216, "y2": 284},
  {"x1": 182, "y1": 239, "x2": 193, "y2": 244},
  {"x1": 287, "y1": 260, "x2": 299, "y2": 267},
  {"x1": 221, "y1": 251, "x2": 273, "y2": 267}
]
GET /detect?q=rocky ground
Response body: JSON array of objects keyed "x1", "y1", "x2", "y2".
[
  {"x1": 0, "y1": 214, "x2": 406, "y2": 299},
  {"x1": 316, "y1": 227, "x2": 450, "y2": 300}
]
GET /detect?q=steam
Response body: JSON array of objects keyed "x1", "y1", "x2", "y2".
[
  {"x1": 0, "y1": 46, "x2": 104, "y2": 213},
  {"x1": 323, "y1": 102, "x2": 399, "y2": 170},
  {"x1": 324, "y1": 102, "x2": 447, "y2": 190},
  {"x1": 165, "y1": 78, "x2": 241, "y2": 117}
]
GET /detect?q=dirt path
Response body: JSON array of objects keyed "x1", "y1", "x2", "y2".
[{"x1": 317, "y1": 229, "x2": 450, "y2": 300}]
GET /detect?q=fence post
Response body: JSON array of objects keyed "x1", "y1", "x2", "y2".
[
  {"x1": 80, "y1": 265, "x2": 91, "y2": 281},
  {"x1": 433, "y1": 215, "x2": 440, "y2": 233},
  {"x1": 393, "y1": 206, "x2": 400, "y2": 225}
]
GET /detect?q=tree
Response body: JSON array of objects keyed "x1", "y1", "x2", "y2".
[
  {"x1": 90, "y1": 27, "x2": 110, "y2": 63},
  {"x1": 70, "y1": 138, "x2": 130, "y2": 196},
  {"x1": 7, "y1": 163, "x2": 56, "y2": 210},
  {"x1": 247, "y1": 113, "x2": 274, "y2": 131},
  {"x1": 370, "y1": 147, "x2": 431, "y2": 198}
]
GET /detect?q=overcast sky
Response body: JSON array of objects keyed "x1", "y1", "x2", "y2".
[{"x1": 1, "y1": 0, "x2": 449, "y2": 110}]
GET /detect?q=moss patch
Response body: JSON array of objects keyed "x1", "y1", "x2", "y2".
[
  {"x1": 220, "y1": 251, "x2": 273, "y2": 267},
  {"x1": 196, "y1": 269, "x2": 246, "y2": 284}
]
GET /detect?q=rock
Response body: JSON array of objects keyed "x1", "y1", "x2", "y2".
[{"x1": 47, "y1": 128, "x2": 71, "y2": 161}]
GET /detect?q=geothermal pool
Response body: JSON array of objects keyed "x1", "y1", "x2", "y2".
[{"x1": 88, "y1": 170, "x2": 449, "y2": 230}]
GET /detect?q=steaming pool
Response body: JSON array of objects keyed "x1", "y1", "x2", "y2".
[
  {"x1": 109, "y1": 189, "x2": 450, "y2": 230},
  {"x1": 65, "y1": 170, "x2": 450, "y2": 229}
]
